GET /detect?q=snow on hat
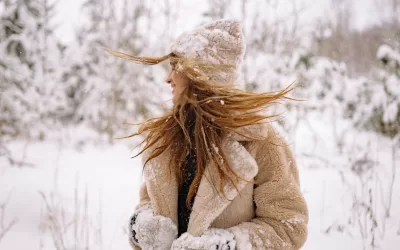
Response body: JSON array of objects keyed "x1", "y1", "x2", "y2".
[
  {"x1": 170, "y1": 19, "x2": 246, "y2": 86},
  {"x1": 104, "y1": 19, "x2": 246, "y2": 86}
]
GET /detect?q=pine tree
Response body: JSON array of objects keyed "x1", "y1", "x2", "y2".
[{"x1": 0, "y1": 0, "x2": 62, "y2": 140}]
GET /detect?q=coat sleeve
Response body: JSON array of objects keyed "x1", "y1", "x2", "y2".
[
  {"x1": 228, "y1": 129, "x2": 308, "y2": 250},
  {"x1": 136, "y1": 181, "x2": 152, "y2": 210}
]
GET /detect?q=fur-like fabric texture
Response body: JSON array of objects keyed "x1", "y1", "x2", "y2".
[
  {"x1": 131, "y1": 123, "x2": 308, "y2": 250},
  {"x1": 129, "y1": 207, "x2": 177, "y2": 250},
  {"x1": 171, "y1": 228, "x2": 236, "y2": 250}
]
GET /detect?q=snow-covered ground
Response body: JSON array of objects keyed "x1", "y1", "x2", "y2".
[
  {"x1": 0, "y1": 140, "x2": 142, "y2": 250},
  {"x1": 1, "y1": 116, "x2": 399, "y2": 250}
]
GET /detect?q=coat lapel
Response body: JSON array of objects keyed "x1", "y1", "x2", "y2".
[
  {"x1": 142, "y1": 123, "x2": 267, "y2": 235},
  {"x1": 187, "y1": 137, "x2": 259, "y2": 236}
]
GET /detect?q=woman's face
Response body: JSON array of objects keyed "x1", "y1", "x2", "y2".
[{"x1": 165, "y1": 62, "x2": 189, "y2": 104}]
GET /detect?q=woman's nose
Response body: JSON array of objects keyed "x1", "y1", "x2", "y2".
[{"x1": 165, "y1": 71, "x2": 173, "y2": 84}]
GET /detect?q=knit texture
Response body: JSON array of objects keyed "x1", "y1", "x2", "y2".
[
  {"x1": 129, "y1": 208, "x2": 177, "y2": 250},
  {"x1": 170, "y1": 19, "x2": 246, "y2": 86}
]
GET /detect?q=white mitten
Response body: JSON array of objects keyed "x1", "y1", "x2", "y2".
[
  {"x1": 171, "y1": 228, "x2": 236, "y2": 250},
  {"x1": 128, "y1": 207, "x2": 178, "y2": 250}
]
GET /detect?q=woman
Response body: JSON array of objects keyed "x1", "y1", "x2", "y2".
[{"x1": 106, "y1": 19, "x2": 308, "y2": 250}]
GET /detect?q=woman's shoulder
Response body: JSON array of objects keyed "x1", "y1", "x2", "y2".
[
  {"x1": 246, "y1": 123, "x2": 300, "y2": 185},
  {"x1": 231, "y1": 122, "x2": 289, "y2": 145},
  {"x1": 250, "y1": 123, "x2": 293, "y2": 156}
]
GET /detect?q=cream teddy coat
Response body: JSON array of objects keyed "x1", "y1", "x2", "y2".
[{"x1": 131, "y1": 123, "x2": 308, "y2": 249}]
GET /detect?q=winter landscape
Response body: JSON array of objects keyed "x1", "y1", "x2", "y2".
[{"x1": 1, "y1": 0, "x2": 399, "y2": 249}]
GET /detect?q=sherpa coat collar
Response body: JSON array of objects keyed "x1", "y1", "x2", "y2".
[{"x1": 141, "y1": 123, "x2": 266, "y2": 236}]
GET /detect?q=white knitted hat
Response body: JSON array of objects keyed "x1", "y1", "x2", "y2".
[{"x1": 170, "y1": 19, "x2": 246, "y2": 86}]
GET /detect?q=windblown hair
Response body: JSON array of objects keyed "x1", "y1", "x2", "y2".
[{"x1": 105, "y1": 48, "x2": 296, "y2": 207}]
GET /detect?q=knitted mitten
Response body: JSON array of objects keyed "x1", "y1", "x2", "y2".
[{"x1": 128, "y1": 208, "x2": 177, "y2": 250}]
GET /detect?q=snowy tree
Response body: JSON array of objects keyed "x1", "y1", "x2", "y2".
[
  {"x1": 59, "y1": 0, "x2": 171, "y2": 142},
  {"x1": 0, "y1": 0, "x2": 63, "y2": 140},
  {"x1": 0, "y1": 0, "x2": 40, "y2": 139},
  {"x1": 370, "y1": 44, "x2": 400, "y2": 138},
  {"x1": 341, "y1": 44, "x2": 400, "y2": 141}
]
